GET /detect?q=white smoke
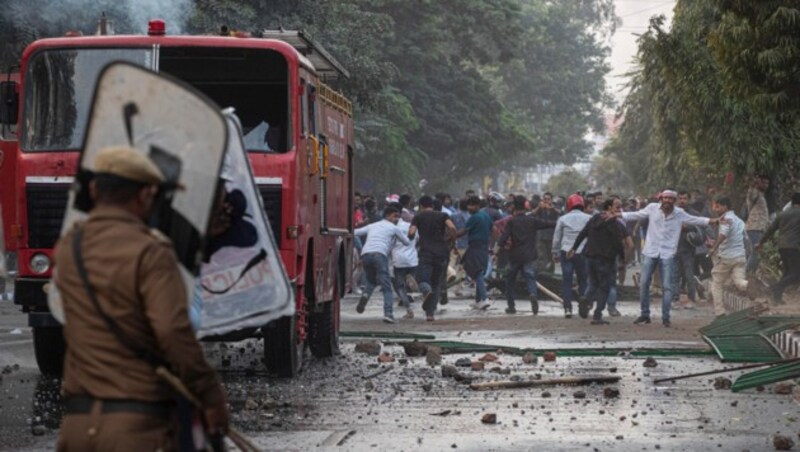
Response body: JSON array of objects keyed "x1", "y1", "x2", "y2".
[
  {"x1": 22, "y1": 0, "x2": 194, "y2": 36},
  {"x1": 121, "y1": 0, "x2": 193, "y2": 34}
]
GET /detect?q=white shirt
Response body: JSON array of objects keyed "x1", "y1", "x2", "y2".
[
  {"x1": 391, "y1": 219, "x2": 418, "y2": 268},
  {"x1": 552, "y1": 209, "x2": 591, "y2": 254},
  {"x1": 355, "y1": 219, "x2": 411, "y2": 257},
  {"x1": 622, "y1": 203, "x2": 710, "y2": 259},
  {"x1": 717, "y1": 210, "x2": 746, "y2": 260}
]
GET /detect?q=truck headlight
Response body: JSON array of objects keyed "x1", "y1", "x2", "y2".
[{"x1": 29, "y1": 253, "x2": 51, "y2": 275}]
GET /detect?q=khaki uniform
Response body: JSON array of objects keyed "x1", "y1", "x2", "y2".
[{"x1": 54, "y1": 206, "x2": 223, "y2": 451}]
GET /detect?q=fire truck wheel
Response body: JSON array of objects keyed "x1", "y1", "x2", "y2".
[
  {"x1": 263, "y1": 314, "x2": 304, "y2": 377},
  {"x1": 309, "y1": 297, "x2": 339, "y2": 358},
  {"x1": 33, "y1": 326, "x2": 65, "y2": 376}
]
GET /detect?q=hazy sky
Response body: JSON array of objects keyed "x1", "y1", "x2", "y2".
[{"x1": 608, "y1": 0, "x2": 676, "y2": 103}]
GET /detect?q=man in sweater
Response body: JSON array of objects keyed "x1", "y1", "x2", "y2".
[
  {"x1": 569, "y1": 198, "x2": 628, "y2": 324},
  {"x1": 497, "y1": 196, "x2": 556, "y2": 315},
  {"x1": 409, "y1": 196, "x2": 456, "y2": 321}
]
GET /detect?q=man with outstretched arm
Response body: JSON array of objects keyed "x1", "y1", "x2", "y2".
[{"x1": 620, "y1": 189, "x2": 721, "y2": 327}]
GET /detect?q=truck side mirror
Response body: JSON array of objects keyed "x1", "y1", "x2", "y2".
[{"x1": 0, "y1": 81, "x2": 19, "y2": 125}]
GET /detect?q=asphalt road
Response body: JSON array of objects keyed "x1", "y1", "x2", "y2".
[{"x1": 1, "y1": 290, "x2": 799, "y2": 451}]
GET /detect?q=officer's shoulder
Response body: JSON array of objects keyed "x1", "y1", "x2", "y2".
[{"x1": 147, "y1": 228, "x2": 173, "y2": 245}]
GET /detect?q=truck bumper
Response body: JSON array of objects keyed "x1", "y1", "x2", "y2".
[{"x1": 13, "y1": 278, "x2": 59, "y2": 326}]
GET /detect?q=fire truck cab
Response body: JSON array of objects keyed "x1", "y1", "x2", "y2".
[{"x1": 0, "y1": 23, "x2": 353, "y2": 377}]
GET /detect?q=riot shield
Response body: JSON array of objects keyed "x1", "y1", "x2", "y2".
[
  {"x1": 195, "y1": 111, "x2": 294, "y2": 337},
  {"x1": 51, "y1": 62, "x2": 227, "y2": 321}
]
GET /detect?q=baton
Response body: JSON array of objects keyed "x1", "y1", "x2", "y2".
[{"x1": 155, "y1": 366, "x2": 261, "y2": 452}]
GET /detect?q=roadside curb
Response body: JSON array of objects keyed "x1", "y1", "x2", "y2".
[{"x1": 722, "y1": 289, "x2": 800, "y2": 358}]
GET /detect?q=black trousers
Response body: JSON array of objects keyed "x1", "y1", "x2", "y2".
[{"x1": 774, "y1": 248, "x2": 800, "y2": 299}]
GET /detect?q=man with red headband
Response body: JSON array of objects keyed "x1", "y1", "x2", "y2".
[{"x1": 621, "y1": 189, "x2": 721, "y2": 327}]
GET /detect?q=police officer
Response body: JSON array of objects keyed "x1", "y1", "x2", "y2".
[{"x1": 54, "y1": 146, "x2": 228, "y2": 451}]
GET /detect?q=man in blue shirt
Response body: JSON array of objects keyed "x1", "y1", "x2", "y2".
[{"x1": 458, "y1": 197, "x2": 494, "y2": 309}]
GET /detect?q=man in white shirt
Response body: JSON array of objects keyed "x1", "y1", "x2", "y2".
[
  {"x1": 708, "y1": 196, "x2": 749, "y2": 316},
  {"x1": 354, "y1": 206, "x2": 411, "y2": 323},
  {"x1": 391, "y1": 213, "x2": 418, "y2": 320},
  {"x1": 552, "y1": 193, "x2": 591, "y2": 318},
  {"x1": 621, "y1": 189, "x2": 720, "y2": 327}
]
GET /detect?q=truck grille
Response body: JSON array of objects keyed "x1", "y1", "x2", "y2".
[
  {"x1": 258, "y1": 185, "x2": 282, "y2": 248},
  {"x1": 26, "y1": 184, "x2": 69, "y2": 249}
]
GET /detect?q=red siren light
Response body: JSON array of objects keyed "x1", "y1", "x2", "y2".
[{"x1": 148, "y1": 19, "x2": 166, "y2": 36}]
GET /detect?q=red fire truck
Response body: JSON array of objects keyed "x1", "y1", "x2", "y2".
[{"x1": 0, "y1": 21, "x2": 354, "y2": 377}]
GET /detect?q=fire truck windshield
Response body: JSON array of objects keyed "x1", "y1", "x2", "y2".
[{"x1": 21, "y1": 48, "x2": 151, "y2": 152}]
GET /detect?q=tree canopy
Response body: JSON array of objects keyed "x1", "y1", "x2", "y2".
[
  {"x1": 0, "y1": 0, "x2": 616, "y2": 195},
  {"x1": 607, "y1": 0, "x2": 800, "y2": 198}
]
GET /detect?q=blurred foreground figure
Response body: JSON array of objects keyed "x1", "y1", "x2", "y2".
[{"x1": 54, "y1": 147, "x2": 228, "y2": 452}]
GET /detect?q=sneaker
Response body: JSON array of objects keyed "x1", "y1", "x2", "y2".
[
  {"x1": 564, "y1": 307, "x2": 573, "y2": 319},
  {"x1": 505, "y1": 307, "x2": 517, "y2": 315},
  {"x1": 426, "y1": 313, "x2": 435, "y2": 322},
  {"x1": 530, "y1": 296, "x2": 539, "y2": 315},
  {"x1": 679, "y1": 300, "x2": 695, "y2": 310},
  {"x1": 356, "y1": 294, "x2": 369, "y2": 314},
  {"x1": 383, "y1": 316, "x2": 396, "y2": 324},
  {"x1": 577, "y1": 297, "x2": 590, "y2": 319},
  {"x1": 633, "y1": 316, "x2": 651, "y2": 325},
  {"x1": 440, "y1": 294, "x2": 449, "y2": 306},
  {"x1": 591, "y1": 319, "x2": 610, "y2": 325},
  {"x1": 475, "y1": 300, "x2": 491, "y2": 310},
  {"x1": 403, "y1": 309, "x2": 414, "y2": 320},
  {"x1": 662, "y1": 319, "x2": 672, "y2": 328},
  {"x1": 608, "y1": 307, "x2": 621, "y2": 317}
]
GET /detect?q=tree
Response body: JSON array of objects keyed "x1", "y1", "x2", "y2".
[{"x1": 545, "y1": 168, "x2": 588, "y2": 197}]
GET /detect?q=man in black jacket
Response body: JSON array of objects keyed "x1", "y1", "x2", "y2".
[
  {"x1": 497, "y1": 196, "x2": 556, "y2": 314},
  {"x1": 569, "y1": 198, "x2": 628, "y2": 324}
]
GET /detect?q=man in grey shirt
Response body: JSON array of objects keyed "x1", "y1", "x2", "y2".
[
  {"x1": 708, "y1": 196, "x2": 748, "y2": 316},
  {"x1": 354, "y1": 206, "x2": 411, "y2": 323}
]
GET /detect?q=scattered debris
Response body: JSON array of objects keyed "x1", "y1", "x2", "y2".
[
  {"x1": 378, "y1": 352, "x2": 395, "y2": 363},
  {"x1": 455, "y1": 358, "x2": 472, "y2": 367},
  {"x1": 522, "y1": 352, "x2": 537, "y2": 364},
  {"x1": 355, "y1": 341, "x2": 382, "y2": 356},
  {"x1": 773, "y1": 382, "x2": 795, "y2": 395},
  {"x1": 426, "y1": 346, "x2": 443, "y2": 367},
  {"x1": 244, "y1": 398, "x2": 259, "y2": 411},
  {"x1": 402, "y1": 342, "x2": 428, "y2": 357},
  {"x1": 713, "y1": 377, "x2": 732, "y2": 390},
  {"x1": 479, "y1": 353, "x2": 499, "y2": 362},
  {"x1": 604, "y1": 387, "x2": 620, "y2": 399},
  {"x1": 470, "y1": 376, "x2": 621, "y2": 391},
  {"x1": 773, "y1": 434, "x2": 794, "y2": 450},
  {"x1": 442, "y1": 365, "x2": 458, "y2": 378},
  {"x1": 421, "y1": 383, "x2": 433, "y2": 392},
  {"x1": 364, "y1": 365, "x2": 394, "y2": 380},
  {"x1": 471, "y1": 361, "x2": 485, "y2": 371},
  {"x1": 542, "y1": 391, "x2": 552, "y2": 398},
  {"x1": 481, "y1": 413, "x2": 497, "y2": 424},
  {"x1": 488, "y1": 367, "x2": 511, "y2": 375},
  {"x1": 573, "y1": 390, "x2": 586, "y2": 399},
  {"x1": 431, "y1": 410, "x2": 452, "y2": 417},
  {"x1": 543, "y1": 352, "x2": 557, "y2": 362},
  {"x1": 643, "y1": 357, "x2": 658, "y2": 368},
  {"x1": 453, "y1": 373, "x2": 473, "y2": 384}
]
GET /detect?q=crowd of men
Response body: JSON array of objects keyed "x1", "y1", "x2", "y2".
[{"x1": 352, "y1": 176, "x2": 800, "y2": 326}]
